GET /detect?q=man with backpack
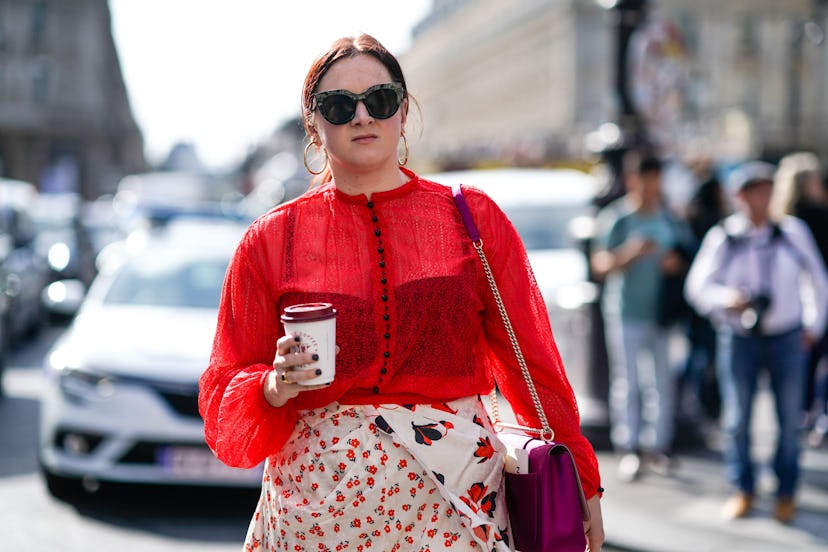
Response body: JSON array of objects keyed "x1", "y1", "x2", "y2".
[{"x1": 684, "y1": 160, "x2": 828, "y2": 523}]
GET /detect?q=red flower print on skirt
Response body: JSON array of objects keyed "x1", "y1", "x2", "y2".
[{"x1": 243, "y1": 397, "x2": 512, "y2": 551}]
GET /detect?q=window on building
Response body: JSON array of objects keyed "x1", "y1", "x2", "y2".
[
  {"x1": 0, "y1": 0, "x2": 7, "y2": 52},
  {"x1": 676, "y1": 13, "x2": 697, "y2": 55},
  {"x1": 30, "y1": 0, "x2": 48, "y2": 50},
  {"x1": 32, "y1": 58, "x2": 49, "y2": 104},
  {"x1": 738, "y1": 16, "x2": 759, "y2": 60}
]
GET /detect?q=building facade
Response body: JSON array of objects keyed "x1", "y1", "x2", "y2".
[
  {"x1": 401, "y1": 0, "x2": 827, "y2": 170},
  {"x1": 0, "y1": 0, "x2": 145, "y2": 198}
]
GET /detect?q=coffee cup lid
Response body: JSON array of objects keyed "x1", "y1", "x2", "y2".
[{"x1": 281, "y1": 302, "x2": 336, "y2": 322}]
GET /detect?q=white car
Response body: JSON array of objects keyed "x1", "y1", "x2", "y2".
[
  {"x1": 39, "y1": 219, "x2": 263, "y2": 497},
  {"x1": 425, "y1": 168, "x2": 606, "y2": 425}
]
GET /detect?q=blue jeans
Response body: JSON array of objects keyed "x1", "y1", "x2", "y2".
[
  {"x1": 678, "y1": 314, "x2": 717, "y2": 420},
  {"x1": 605, "y1": 316, "x2": 674, "y2": 453},
  {"x1": 717, "y1": 327, "x2": 807, "y2": 498}
]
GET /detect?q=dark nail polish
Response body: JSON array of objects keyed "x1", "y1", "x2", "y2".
[
  {"x1": 315, "y1": 369, "x2": 322, "y2": 375},
  {"x1": 312, "y1": 354, "x2": 319, "y2": 361},
  {"x1": 294, "y1": 335, "x2": 301, "y2": 342}
]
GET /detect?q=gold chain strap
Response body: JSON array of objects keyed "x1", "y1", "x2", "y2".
[{"x1": 472, "y1": 240, "x2": 555, "y2": 442}]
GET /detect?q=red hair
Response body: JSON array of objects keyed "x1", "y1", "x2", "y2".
[{"x1": 301, "y1": 34, "x2": 408, "y2": 185}]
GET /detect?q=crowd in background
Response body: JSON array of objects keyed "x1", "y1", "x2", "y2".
[{"x1": 591, "y1": 149, "x2": 828, "y2": 524}]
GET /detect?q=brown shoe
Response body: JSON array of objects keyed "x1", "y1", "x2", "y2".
[
  {"x1": 773, "y1": 498, "x2": 796, "y2": 523},
  {"x1": 722, "y1": 492, "x2": 754, "y2": 519}
]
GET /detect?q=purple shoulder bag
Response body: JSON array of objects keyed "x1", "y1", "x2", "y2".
[{"x1": 452, "y1": 184, "x2": 590, "y2": 552}]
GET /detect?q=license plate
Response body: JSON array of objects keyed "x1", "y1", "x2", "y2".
[{"x1": 157, "y1": 446, "x2": 262, "y2": 482}]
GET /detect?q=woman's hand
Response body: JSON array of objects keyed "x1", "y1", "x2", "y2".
[
  {"x1": 583, "y1": 495, "x2": 605, "y2": 551},
  {"x1": 263, "y1": 334, "x2": 331, "y2": 408}
]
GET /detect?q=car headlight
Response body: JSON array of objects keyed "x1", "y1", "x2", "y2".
[
  {"x1": 47, "y1": 349, "x2": 115, "y2": 402},
  {"x1": 48, "y1": 242, "x2": 72, "y2": 272},
  {"x1": 59, "y1": 367, "x2": 116, "y2": 401}
]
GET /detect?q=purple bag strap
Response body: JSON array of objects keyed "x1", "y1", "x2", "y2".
[{"x1": 452, "y1": 184, "x2": 481, "y2": 243}]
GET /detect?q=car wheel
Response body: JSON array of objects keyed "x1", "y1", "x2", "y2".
[
  {"x1": 24, "y1": 296, "x2": 47, "y2": 339},
  {"x1": 1, "y1": 310, "x2": 14, "y2": 355}
]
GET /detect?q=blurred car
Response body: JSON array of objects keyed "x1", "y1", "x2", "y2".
[
  {"x1": 0, "y1": 179, "x2": 51, "y2": 345},
  {"x1": 113, "y1": 170, "x2": 248, "y2": 231},
  {"x1": 0, "y1": 240, "x2": 9, "y2": 386},
  {"x1": 424, "y1": 168, "x2": 607, "y2": 424},
  {"x1": 80, "y1": 196, "x2": 129, "y2": 262},
  {"x1": 39, "y1": 219, "x2": 263, "y2": 497},
  {"x1": 31, "y1": 192, "x2": 98, "y2": 286}
]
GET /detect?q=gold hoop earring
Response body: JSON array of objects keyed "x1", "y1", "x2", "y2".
[
  {"x1": 398, "y1": 134, "x2": 409, "y2": 166},
  {"x1": 303, "y1": 142, "x2": 328, "y2": 175}
]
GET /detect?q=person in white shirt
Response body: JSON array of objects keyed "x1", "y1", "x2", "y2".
[{"x1": 684, "y1": 161, "x2": 828, "y2": 523}]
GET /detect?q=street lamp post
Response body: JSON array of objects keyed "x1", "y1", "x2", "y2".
[
  {"x1": 594, "y1": 0, "x2": 650, "y2": 207},
  {"x1": 614, "y1": 0, "x2": 648, "y2": 138}
]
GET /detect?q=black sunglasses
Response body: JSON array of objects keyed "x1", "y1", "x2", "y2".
[{"x1": 313, "y1": 82, "x2": 404, "y2": 125}]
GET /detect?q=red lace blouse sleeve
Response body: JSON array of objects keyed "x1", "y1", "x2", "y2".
[
  {"x1": 464, "y1": 187, "x2": 602, "y2": 499},
  {"x1": 198, "y1": 216, "x2": 297, "y2": 468}
]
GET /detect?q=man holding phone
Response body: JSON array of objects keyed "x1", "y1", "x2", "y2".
[{"x1": 592, "y1": 151, "x2": 694, "y2": 482}]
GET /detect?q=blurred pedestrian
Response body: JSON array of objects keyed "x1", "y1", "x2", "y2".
[
  {"x1": 198, "y1": 33, "x2": 604, "y2": 551},
  {"x1": 685, "y1": 160, "x2": 828, "y2": 523},
  {"x1": 591, "y1": 151, "x2": 694, "y2": 482},
  {"x1": 770, "y1": 151, "x2": 828, "y2": 445},
  {"x1": 676, "y1": 162, "x2": 731, "y2": 426}
]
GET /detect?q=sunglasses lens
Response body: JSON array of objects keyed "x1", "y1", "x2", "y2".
[
  {"x1": 364, "y1": 88, "x2": 401, "y2": 119},
  {"x1": 319, "y1": 94, "x2": 357, "y2": 125}
]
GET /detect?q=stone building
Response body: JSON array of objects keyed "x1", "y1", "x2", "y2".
[
  {"x1": 401, "y1": 0, "x2": 827, "y2": 170},
  {"x1": 0, "y1": 0, "x2": 145, "y2": 198}
]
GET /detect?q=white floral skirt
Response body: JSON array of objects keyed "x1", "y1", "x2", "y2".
[{"x1": 244, "y1": 396, "x2": 513, "y2": 551}]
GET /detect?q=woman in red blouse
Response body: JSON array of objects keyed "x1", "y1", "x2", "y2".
[{"x1": 199, "y1": 33, "x2": 604, "y2": 551}]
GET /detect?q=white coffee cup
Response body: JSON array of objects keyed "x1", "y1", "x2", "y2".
[{"x1": 280, "y1": 303, "x2": 336, "y2": 385}]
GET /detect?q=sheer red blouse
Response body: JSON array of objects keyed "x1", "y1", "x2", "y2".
[{"x1": 198, "y1": 168, "x2": 601, "y2": 498}]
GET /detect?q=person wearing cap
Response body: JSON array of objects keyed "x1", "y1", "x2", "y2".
[{"x1": 684, "y1": 160, "x2": 828, "y2": 523}]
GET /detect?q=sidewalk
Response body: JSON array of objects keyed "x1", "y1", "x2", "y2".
[{"x1": 597, "y1": 389, "x2": 828, "y2": 552}]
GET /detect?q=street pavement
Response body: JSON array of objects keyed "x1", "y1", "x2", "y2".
[{"x1": 596, "y1": 389, "x2": 828, "y2": 552}]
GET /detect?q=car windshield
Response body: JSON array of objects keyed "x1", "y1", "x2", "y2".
[
  {"x1": 503, "y1": 203, "x2": 591, "y2": 251},
  {"x1": 103, "y1": 253, "x2": 229, "y2": 309}
]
